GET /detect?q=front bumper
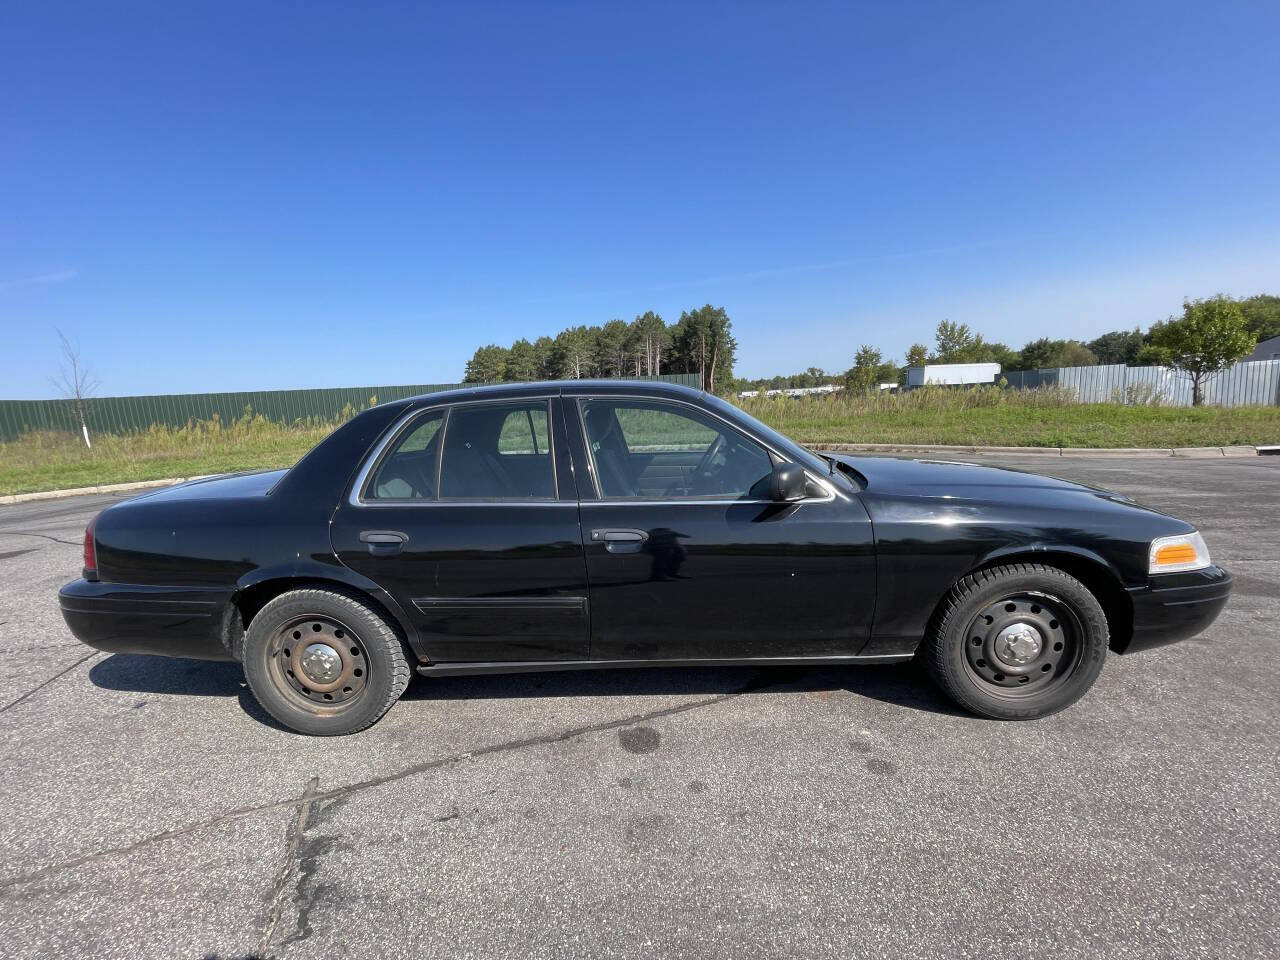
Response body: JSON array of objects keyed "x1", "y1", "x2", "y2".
[
  {"x1": 59, "y1": 579, "x2": 236, "y2": 661},
  {"x1": 1120, "y1": 565, "x2": 1232, "y2": 654}
]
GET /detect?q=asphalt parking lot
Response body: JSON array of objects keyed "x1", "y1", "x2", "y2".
[{"x1": 0, "y1": 455, "x2": 1277, "y2": 960}]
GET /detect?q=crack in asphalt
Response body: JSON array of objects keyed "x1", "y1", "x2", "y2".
[
  {"x1": 0, "y1": 530, "x2": 81, "y2": 546},
  {"x1": 0, "y1": 673, "x2": 775, "y2": 890},
  {"x1": 0, "y1": 650, "x2": 100, "y2": 714},
  {"x1": 280, "y1": 795, "x2": 349, "y2": 949},
  {"x1": 256, "y1": 776, "x2": 319, "y2": 957}
]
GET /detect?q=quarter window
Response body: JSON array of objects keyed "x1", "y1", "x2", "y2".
[
  {"x1": 580, "y1": 399, "x2": 773, "y2": 500},
  {"x1": 367, "y1": 411, "x2": 444, "y2": 500}
]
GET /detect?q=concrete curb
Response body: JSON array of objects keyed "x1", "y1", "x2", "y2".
[
  {"x1": 0, "y1": 477, "x2": 191, "y2": 506},
  {"x1": 815, "y1": 443, "x2": 1261, "y2": 459}
]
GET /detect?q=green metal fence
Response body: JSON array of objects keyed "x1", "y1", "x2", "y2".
[{"x1": 0, "y1": 374, "x2": 704, "y2": 442}]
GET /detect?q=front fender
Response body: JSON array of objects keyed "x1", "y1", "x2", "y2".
[{"x1": 974, "y1": 542, "x2": 1128, "y2": 587}]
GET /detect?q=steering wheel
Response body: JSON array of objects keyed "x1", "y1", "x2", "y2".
[{"x1": 689, "y1": 434, "x2": 726, "y2": 494}]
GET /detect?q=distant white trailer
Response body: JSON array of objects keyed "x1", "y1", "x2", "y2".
[
  {"x1": 737, "y1": 384, "x2": 845, "y2": 399},
  {"x1": 906, "y1": 363, "x2": 1001, "y2": 387}
]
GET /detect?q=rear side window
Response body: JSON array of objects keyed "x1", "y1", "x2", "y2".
[
  {"x1": 439, "y1": 402, "x2": 555, "y2": 499},
  {"x1": 497, "y1": 406, "x2": 549, "y2": 455},
  {"x1": 367, "y1": 411, "x2": 444, "y2": 500}
]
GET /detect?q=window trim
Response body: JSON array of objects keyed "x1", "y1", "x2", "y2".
[
  {"x1": 349, "y1": 396, "x2": 560, "y2": 507},
  {"x1": 572, "y1": 395, "x2": 836, "y2": 504}
]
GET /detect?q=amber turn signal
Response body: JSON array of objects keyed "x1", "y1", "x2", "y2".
[{"x1": 1148, "y1": 532, "x2": 1210, "y2": 575}]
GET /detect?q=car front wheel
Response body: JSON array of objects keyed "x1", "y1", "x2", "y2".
[
  {"x1": 243, "y1": 587, "x2": 411, "y2": 736},
  {"x1": 922, "y1": 563, "x2": 1109, "y2": 720}
]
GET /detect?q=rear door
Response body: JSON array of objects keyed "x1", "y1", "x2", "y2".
[
  {"x1": 330, "y1": 396, "x2": 590, "y2": 663},
  {"x1": 567, "y1": 394, "x2": 877, "y2": 661}
]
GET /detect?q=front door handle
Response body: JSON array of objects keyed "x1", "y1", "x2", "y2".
[
  {"x1": 359, "y1": 530, "x2": 409, "y2": 556},
  {"x1": 590, "y1": 528, "x2": 648, "y2": 553}
]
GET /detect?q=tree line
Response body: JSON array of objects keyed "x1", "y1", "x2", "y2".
[
  {"x1": 748, "y1": 293, "x2": 1278, "y2": 404},
  {"x1": 461, "y1": 292, "x2": 1277, "y2": 405},
  {"x1": 463, "y1": 305, "x2": 737, "y2": 393}
]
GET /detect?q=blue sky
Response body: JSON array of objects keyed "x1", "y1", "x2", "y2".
[{"x1": 2, "y1": 1, "x2": 1278, "y2": 398}]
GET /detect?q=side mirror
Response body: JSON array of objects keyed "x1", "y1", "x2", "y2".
[{"x1": 768, "y1": 461, "x2": 808, "y2": 502}]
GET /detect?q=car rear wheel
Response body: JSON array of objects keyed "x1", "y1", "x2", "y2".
[
  {"x1": 243, "y1": 587, "x2": 411, "y2": 736},
  {"x1": 922, "y1": 563, "x2": 1109, "y2": 720}
]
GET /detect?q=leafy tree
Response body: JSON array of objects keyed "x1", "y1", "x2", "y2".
[
  {"x1": 671, "y1": 305, "x2": 737, "y2": 392},
  {"x1": 905, "y1": 343, "x2": 929, "y2": 368},
  {"x1": 503, "y1": 338, "x2": 540, "y2": 382},
  {"x1": 631, "y1": 311, "x2": 668, "y2": 376},
  {"x1": 1056, "y1": 341, "x2": 1098, "y2": 367},
  {"x1": 1238, "y1": 294, "x2": 1280, "y2": 343},
  {"x1": 933, "y1": 320, "x2": 974, "y2": 361},
  {"x1": 463, "y1": 344, "x2": 508, "y2": 383},
  {"x1": 1087, "y1": 329, "x2": 1145, "y2": 365},
  {"x1": 843, "y1": 347, "x2": 900, "y2": 391},
  {"x1": 846, "y1": 345, "x2": 883, "y2": 391},
  {"x1": 1017, "y1": 338, "x2": 1098, "y2": 370},
  {"x1": 1144, "y1": 296, "x2": 1256, "y2": 405},
  {"x1": 932, "y1": 320, "x2": 1018, "y2": 368},
  {"x1": 977, "y1": 342, "x2": 1022, "y2": 369}
]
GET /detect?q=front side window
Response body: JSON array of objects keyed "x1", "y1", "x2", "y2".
[
  {"x1": 439, "y1": 402, "x2": 555, "y2": 499},
  {"x1": 580, "y1": 399, "x2": 773, "y2": 499}
]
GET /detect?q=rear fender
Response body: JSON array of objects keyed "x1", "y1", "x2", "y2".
[{"x1": 229, "y1": 562, "x2": 423, "y2": 660}]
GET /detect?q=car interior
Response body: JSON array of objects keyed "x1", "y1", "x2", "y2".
[
  {"x1": 370, "y1": 403, "x2": 555, "y2": 500},
  {"x1": 580, "y1": 400, "x2": 773, "y2": 499}
]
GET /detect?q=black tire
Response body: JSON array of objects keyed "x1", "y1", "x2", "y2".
[
  {"x1": 922, "y1": 563, "x2": 1109, "y2": 720},
  {"x1": 242, "y1": 587, "x2": 411, "y2": 736}
]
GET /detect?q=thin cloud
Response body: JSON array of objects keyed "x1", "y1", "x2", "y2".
[
  {"x1": 427, "y1": 232, "x2": 1055, "y2": 318},
  {"x1": 0, "y1": 268, "x2": 79, "y2": 291}
]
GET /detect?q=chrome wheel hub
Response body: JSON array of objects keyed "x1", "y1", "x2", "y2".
[
  {"x1": 299, "y1": 642, "x2": 342, "y2": 684},
  {"x1": 995, "y1": 623, "x2": 1043, "y2": 665}
]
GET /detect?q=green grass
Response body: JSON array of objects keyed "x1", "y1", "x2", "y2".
[
  {"x1": 738, "y1": 387, "x2": 1280, "y2": 449},
  {"x1": 0, "y1": 415, "x2": 332, "y2": 496},
  {"x1": 2, "y1": 388, "x2": 1278, "y2": 496}
]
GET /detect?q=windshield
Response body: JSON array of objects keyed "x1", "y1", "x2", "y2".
[{"x1": 702, "y1": 393, "x2": 833, "y2": 476}]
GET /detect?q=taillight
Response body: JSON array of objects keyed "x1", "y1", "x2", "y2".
[{"x1": 83, "y1": 515, "x2": 98, "y2": 579}]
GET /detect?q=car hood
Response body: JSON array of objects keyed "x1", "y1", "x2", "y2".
[
  {"x1": 832, "y1": 455, "x2": 1133, "y2": 502},
  {"x1": 126, "y1": 469, "x2": 289, "y2": 504}
]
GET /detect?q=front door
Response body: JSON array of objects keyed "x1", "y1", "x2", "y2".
[
  {"x1": 568, "y1": 396, "x2": 876, "y2": 661},
  {"x1": 331, "y1": 397, "x2": 590, "y2": 663}
]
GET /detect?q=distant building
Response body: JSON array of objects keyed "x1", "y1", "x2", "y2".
[
  {"x1": 905, "y1": 362, "x2": 1001, "y2": 388},
  {"x1": 1246, "y1": 335, "x2": 1280, "y2": 362}
]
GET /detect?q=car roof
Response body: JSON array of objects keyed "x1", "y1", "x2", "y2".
[{"x1": 399, "y1": 379, "x2": 707, "y2": 406}]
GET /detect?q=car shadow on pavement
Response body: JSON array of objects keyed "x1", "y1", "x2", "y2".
[
  {"x1": 87, "y1": 654, "x2": 965, "y2": 723},
  {"x1": 88, "y1": 654, "x2": 287, "y2": 730}
]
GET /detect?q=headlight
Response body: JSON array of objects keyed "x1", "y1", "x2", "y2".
[{"x1": 1149, "y1": 531, "x2": 1211, "y2": 574}]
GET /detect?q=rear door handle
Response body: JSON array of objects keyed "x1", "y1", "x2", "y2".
[
  {"x1": 359, "y1": 530, "x2": 409, "y2": 556},
  {"x1": 590, "y1": 528, "x2": 648, "y2": 553}
]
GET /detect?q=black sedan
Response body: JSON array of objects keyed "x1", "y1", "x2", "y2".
[{"x1": 60, "y1": 380, "x2": 1232, "y2": 735}]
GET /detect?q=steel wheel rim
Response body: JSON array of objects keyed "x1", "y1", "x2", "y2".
[
  {"x1": 961, "y1": 591, "x2": 1083, "y2": 699},
  {"x1": 268, "y1": 615, "x2": 369, "y2": 710}
]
